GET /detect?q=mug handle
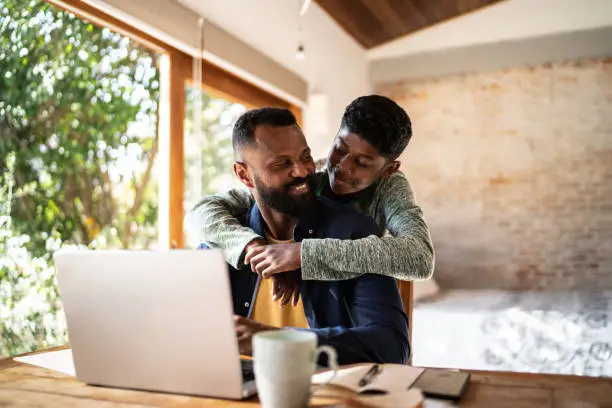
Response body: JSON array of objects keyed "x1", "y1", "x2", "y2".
[{"x1": 311, "y1": 345, "x2": 339, "y2": 392}]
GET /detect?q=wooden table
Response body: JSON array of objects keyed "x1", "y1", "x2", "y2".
[{"x1": 1, "y1": 347, "x2": 611, "y2": 407}]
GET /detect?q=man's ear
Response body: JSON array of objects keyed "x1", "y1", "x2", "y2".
[
  {"x1": 381, "y1": 160, "x2": 400, "y2": 178},
  {"x1": 234, "y1": 162, "x2": 254, "y2": 188}
]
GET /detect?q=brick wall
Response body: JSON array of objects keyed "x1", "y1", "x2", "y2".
[{"x1": 378, "y1": 58, "x2": 612, "y2": 290}]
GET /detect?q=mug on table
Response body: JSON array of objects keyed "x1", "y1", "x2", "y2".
[{"x1": 253, "y1": 330, "x2": 338, "y2": 408}]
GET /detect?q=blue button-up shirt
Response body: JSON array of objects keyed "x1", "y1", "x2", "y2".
[{"x1": 203, "y1": 197, "x2": 409, "y2": 365}]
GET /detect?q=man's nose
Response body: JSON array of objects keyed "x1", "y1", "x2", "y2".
[{"x1": 291, "y1": 161, "x2": 309, "y2": 178}]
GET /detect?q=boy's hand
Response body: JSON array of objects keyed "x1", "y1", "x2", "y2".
[
  {"x1": 244, "y1": 238, "x2": 267, "y2": 261},
  {"x1": 244, "y1": 242, "x2": 302, "y2": 277},
  {"x1": 244, "y1": 241, "x2": 302, "y2": 306}
]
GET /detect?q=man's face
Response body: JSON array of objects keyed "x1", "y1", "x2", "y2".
[
  {"x1": 236, "y1": 124, "x2": 316, "y2": 217},
  {"x1": 326, "y1": 127, "x2": 392, "y2": 195}
]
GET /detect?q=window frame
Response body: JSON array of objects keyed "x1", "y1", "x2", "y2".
[{"x1": 44, "y1": 0, "x2": 301, "y2": 248}]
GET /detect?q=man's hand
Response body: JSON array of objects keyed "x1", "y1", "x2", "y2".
[
  {"x1": 244, "y1": 242, "x2": 302, "y2": 277},
  {"x1": 234, "y1": 315, "x2": 277, "y2": 356},
  {"x1": 271, "y1": 271, "x2": 301, "y2": 307}
]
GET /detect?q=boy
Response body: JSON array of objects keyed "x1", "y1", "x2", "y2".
[{"x1": 186, "y1": 95, "x2": 434, "y2": 303}]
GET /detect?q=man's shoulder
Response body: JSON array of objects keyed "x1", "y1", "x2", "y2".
[{"x1": 314, "y1": 197, "x2": 381, "y2": 238}]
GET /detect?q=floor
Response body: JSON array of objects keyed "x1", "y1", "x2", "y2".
[{"x1": 411, "y1": 290, "x2": 612, "y2": 377}]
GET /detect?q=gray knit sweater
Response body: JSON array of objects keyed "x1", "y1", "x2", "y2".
[{"x1": 184, "y1": 171, "x2": 434, "y2": 281}]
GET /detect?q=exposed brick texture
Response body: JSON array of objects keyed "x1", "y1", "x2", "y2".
[{"x1": 378, "y1": 58, "x2": 612, "y2": 290}]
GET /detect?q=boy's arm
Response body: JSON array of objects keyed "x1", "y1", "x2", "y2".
[
  {"x1": 301, "y1": 172, "x2": 434, "y2": 281},
  {"x1": 184, "y1": 188, "x2": 258, "y2": 269}
]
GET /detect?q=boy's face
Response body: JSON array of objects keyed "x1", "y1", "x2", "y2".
[{"x1": 326, "y1": 127, "x2": 399, "y2": 195}]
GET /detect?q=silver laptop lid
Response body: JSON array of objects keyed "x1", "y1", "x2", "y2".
[{"x1": 54, "y1": 249, "x2": 244, "y2": 399}]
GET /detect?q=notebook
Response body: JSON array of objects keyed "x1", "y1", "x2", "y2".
[
  {"x1": 313, "y1": 364, "x2": 424, "y2": 394},
  {"x1": 312, "y1": 364, "x2": 426, "y2": 408}
]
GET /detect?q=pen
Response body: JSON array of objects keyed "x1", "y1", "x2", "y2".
[{"x1": 358, "y1": 364, "x2": 382, "y2": 387}]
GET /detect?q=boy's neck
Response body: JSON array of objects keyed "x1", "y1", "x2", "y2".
[{"x1": 320, "y1": 172, "x2": 379, "y2": 205}]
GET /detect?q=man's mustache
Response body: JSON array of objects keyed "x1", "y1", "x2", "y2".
[
  {"x1": 285, "y1": 175, "x2": 314, "y2": 190},
  {"x1": 286, "y1": 178, "x2": 308, "y2": 188}
]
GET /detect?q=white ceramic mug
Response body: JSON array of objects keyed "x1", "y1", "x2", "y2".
[{"x1": 253, "y1": 330, "x2": 338, "y2": 408}]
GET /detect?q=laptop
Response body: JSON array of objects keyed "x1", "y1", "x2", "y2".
[{"x1": 53, "y1": 249, "x2": 257, "y2": 399}]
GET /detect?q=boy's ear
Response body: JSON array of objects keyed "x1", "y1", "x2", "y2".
[
  {"x1": 234, "y1": 162, "x2": 254, "y2": 189},
  {"x1": 381, "y1": 160, "x2": 400, "y2": 178}
]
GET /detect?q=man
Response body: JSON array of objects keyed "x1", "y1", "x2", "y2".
[
  {"x1": 186, "y1": 95, "x2": 433, "y2": 304},
  {"x1": 221, "y1": 107, "x2": 408, "y2": 365}
]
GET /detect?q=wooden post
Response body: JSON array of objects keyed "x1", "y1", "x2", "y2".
[
  {"x1": 290, "y1": 105, "x2": 303, "y2": 127},
  {"x1": 158, "y1": 52, "x2": 187, "y2": 249},
  {"x1": 398, "y1": 280, "x2": 414, "y2": 364},
  {"x1": 168, "y1": 52, "x2": 187, "y2": 249}
]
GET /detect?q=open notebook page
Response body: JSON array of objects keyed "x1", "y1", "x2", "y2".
[{"x1": 313, "y1": 364, "x2": 424, "y2": 393}]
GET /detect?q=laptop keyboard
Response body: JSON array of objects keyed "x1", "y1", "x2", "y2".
[{"x1": 241, "y1": 359, "x2": 255, "y2": 382}]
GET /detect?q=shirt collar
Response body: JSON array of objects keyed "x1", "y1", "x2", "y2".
[{"x1": 248, "y1": 201, "x2": 321, "y2": 242}]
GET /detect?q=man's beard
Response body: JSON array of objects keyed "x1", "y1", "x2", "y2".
[{"x1": 254, "y1": 174, "x2": 317, "y2": 217}]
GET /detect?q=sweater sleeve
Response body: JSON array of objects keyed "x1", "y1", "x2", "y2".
[
  {"x1": 184, "y1": 188, "x2": 258, "y2": 269},
  {"x1": 300, "y1": 172, "x2": 435, "y2": 281}
]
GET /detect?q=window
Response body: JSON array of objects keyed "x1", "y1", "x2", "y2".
[
  {"x1": 183, "y1": 85, "x2": 246, "y2": 226},
  {"x1": 0, "y1": 0, "x2": 161, "y2": 357},
  {"x1": 0, "y1": 0, "x2": 300, "y2": 358}
]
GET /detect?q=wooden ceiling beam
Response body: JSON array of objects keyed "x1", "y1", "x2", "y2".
[
  {"x1": 314, "y1": 0, "x2": 505, "y2": 49},
  {"x1": 360, "y1": 0, "x2": 407, "y2": 38},
  {"x1": 315, "y1": 0, "x2": 383, "y2": 48}
]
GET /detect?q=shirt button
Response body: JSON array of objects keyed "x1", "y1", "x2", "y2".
[{"x1": 244, "y1": 302, "x2": 250, "y2": 307}]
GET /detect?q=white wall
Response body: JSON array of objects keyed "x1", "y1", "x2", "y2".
[
  {"x1": 301, "y1": 4, "x2": 370, "y2": 157},
  {"x1": 367, "y1": 0, "x2": 612, "y2": 60},
  {"x1": 77, "y1": 0, "x2": 307, "y2": 107},
  {"x1": 177, "y1": 0, "x2": 370, "y2": 159},
  {"x1": 371, "y1": 26, "x2": 612, "y2": 84}
]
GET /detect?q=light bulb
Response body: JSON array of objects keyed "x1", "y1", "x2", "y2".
[{"x1": 295, "y1": 44, "x2": 305, "y2": 61}]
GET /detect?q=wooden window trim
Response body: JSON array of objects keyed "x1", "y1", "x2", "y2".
[
  {"x1": 44, "y1": 0, "x2": 302, "y2": 248},
  {"x1": 45, "y1": 0, "x2": 177, "y2": 54}
]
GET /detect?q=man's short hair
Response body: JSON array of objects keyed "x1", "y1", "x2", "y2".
[
  {"x1": 232, "y1": 107, "x2": 297, "y2": 154},
  {"x1": 340, "y1": 95, "x2": 412, "y2": 161}
]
